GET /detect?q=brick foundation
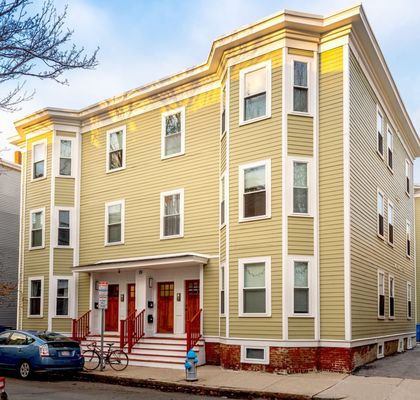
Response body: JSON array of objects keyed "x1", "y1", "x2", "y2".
[{"x1": 205, "y1": 340, "x2": 406, "y2": 373}]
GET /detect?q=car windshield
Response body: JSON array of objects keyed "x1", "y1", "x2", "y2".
[{"x1": 33, "y1": 331, "x2": 73, "y2": 342}]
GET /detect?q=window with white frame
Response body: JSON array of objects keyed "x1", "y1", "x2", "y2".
[
  {"x1": 32, "y1": 141, "x2": 46, "y2": 180},
  {"x1": 378, "y1": 271, "x2": 385, "y2": 318},
  {"x1": 293, "y1": 60, "x2": 309, "y2": 113},
  {"x1": 294, "y1": 261, "x2": 309, "y2": 314},
  {"x1": 406, "y1": 220, "x2": 411, "y2": 257},
  {"x1": 28, "y1": 277, "x2": 43, "y2": 317},
  {"x1": 59, "y1": 139, "x2": 72, "y2": 176},
  {"x1": 57, "y1": 209, "x2": 71, "y2": 247},
  {"x1": 239, "y1": 257, "x2": 271, "y2": 316},
  {"x1": 105, "y1": 201, "x2": 124, "y2": 244},
  {"x1": 405, "y1": 160, "x2": 411, "y2": 195},
  {"x1": 30, "y1": 209, "x2": 44, "y2": 249},
  {"x1": 220, "y1": 174, "x2": 226, "y2": 226},
  {"x1": 239, "y1": 61, "x2": 271, "y2": 123},
  {"x1": 389, "y1": 276, "x2": 395, "y2": 319},
  {"x1": 377, "y1": 342, "x2": 384, "y2": 358},
  {"x1": 241, "y1": 346, "x2": 269, "y2": 364},
  {"x1": 161, "y1": 190, "x2": 184, "y2": 238},
  {"x1": 377, "y1": 111, "x2": 384, "y2": 157},
  {"x1": 221, "y1": 84, "x2": 227, "y2": 135},
  {"x1": 293, "y1": 161, "x2": 308, "y2": 214},
  {"x1": 55, "y1": 278, "x2": 69, "y2": 316},
  {"x1": 407, "y1": 282, "x2": 412, "y2": 319},
  {"x1": 387, "y1": 127, "x2": 393, "y2": 170},
  {"x1": 220, "y1": 263, "x2": 225, "y2": 315},
  {"x1": 107, "y1": 127, "x2": 125, "y2": 172},
  {"x1": 377, "y1": 191, "x2": 384, "y2": 237},
  {"x1": 162, "y1": 108, "x2": 185, "y2": 158},
  {"x1": 239, "y1": 160, "x2": 271, "y2": 221},
  {"x1": 388, "y1": 201, "x2": 394, "y2": 245}
]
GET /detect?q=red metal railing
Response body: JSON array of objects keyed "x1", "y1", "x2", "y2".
[
  {"x1": 120, "y1": 309, "x2": 145, "y2": 353},
  {"x1": 72, "y1": 310, "x2": 91, "y2": 341},
  {"x1": 186, "y1": 308, "x2": 202, "y2": 352}
]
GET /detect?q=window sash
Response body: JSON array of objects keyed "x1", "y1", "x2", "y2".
[
  {"x1": 58, "y1": 210, "x2": 70, "y2": 246},
  {"x1": 242, "y1": 261, "x2": 267, "y2": 314},
  {"x1": 56, "y1": 279, "x2": 69, "y2": 316},
  {"x1": 107, "y1": 203, "x2": 123, "y2": 243},
  {"x1": 377, "y1": 193, "x2": 384, "y2": 236},
  {"x1": 31, "y1": 211, "x2": 43, "y2": 248},
  {"x1": 293, "y1": 61, "x2": 308, "y2": 113},
  {"x1": 242, "y1": 164, "x2": 267, "y2": 219},
  {"x1": 293, "y1": 162, "x2": 308, "y2": 214},
  {"x1": 389, "y1": 278, "x2": 395, "y2": 318},
  {"x1": 377, "y1": 112, "x2": 383, "y2": 155},
  {"x1": 220, "y1": 266, "x2": 225, "y2": 315},
  {"x1": 407, "y1": 222, "x2": 411, "y2": 256},
  {"x1": 59, "y1": 140, "x2": 72, "y2": 176},
  {"x1": 107, "y1": 130, "x2": 124, "y2": 170},
  {"x1": 378, "y1": 273, "x2": 385, "y2": 317},
  {"x1": 29, "y1": 280, "x2": 42, "y2": 316}
]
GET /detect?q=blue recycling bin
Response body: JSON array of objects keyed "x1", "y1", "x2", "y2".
[{"x1": 416, "y1": 324, "x2": 420, "y2": 342}]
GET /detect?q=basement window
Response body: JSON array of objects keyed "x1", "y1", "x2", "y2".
[
  {"x1": 241, "y1": 346, "x2": 269, "y2": 364},
  {"x1": 377, "y1": 342, "x2": 384, "y2": 359}
]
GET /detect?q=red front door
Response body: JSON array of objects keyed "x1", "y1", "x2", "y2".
[
  {"x1": 127, "y1": 283, "x2": 136, "y2": 317},
  {"x1": 185, "y1": 280, "x2": 200, "y2": 331},
  {"x1": 105, "y1": 284, "x2": 119, "y2": 331},
  {"x1": 157, "y1": 282, "x2": 174, "y2": 333}
]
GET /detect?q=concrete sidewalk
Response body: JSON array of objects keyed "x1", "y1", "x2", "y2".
[{"x1": 78, "y1": 365, "x2": 420, "y2": 399}]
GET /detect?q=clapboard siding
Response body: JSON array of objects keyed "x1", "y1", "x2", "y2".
[
  {"x1": 203, "y1": 259, "x2": 219, "y2": 336},
  {"x1": 415, "y1": 197, "x2": 420, "y2": 323},
  {"x1": 288, "y1": 216, "x2": 314, "y2": 255},
  {"x1": 52, "y1": 318, "x2": 71, "y2": 333},
  {"x1": 287, "y1": 115, "x2": 313, "y2": 156},
  {"x1": 349, "y1": 50, "x2": 415, "y2": 338},
  {"x1": 53, "y1": 248, "x2": 73, "y2": 275},
  {"x1": 55, "y1": 177, "x2": 75, "y2": 207},
  {"x1": 288, "y1": 317, "x2": 315, "y2": 339},
  {"x1": 77, "y1": 273, "x2": 91, "y2": 317}
]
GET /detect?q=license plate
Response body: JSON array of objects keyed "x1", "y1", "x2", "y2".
[{"x1": 60, "y1": 351, "x2": 71, "y2": 357}]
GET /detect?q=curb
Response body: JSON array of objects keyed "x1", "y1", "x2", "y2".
[{"x1": 76, "y1": 372, "x2": 314, "y2": 400}]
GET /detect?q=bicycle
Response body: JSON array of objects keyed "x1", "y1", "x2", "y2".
[{"x1": 83, "y1": 341, "x2": 129, "y2": 371}]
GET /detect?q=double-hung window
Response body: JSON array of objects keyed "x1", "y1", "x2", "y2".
[
  {"x1": 378, "y1": 271, "x2": 385, "y2": 318},
  {"x1": 221, "y1": 84, "x2": 227, "y2": 135},
  {"x1": 388, "y1": 201, "x2": 394, "y2": 245},
  {"x1": 106, "y1": 126, "x2": 126, "y2": 172},
  {"x1": 220, "y1": 264, "x2": 225, "y2": 316},
  {"x1": 30, "y1": 208, "x2": 44, "y2": 249},
  {"x1": 377, "y1": 191, "x2": 384, "y2": 238},
  {"x1": 389, "y1": 276, "x2": 395, "y2": 319},
  {"x1": 57, "y1": 209, "x2": 71, "y2": 247},
  {"x1": 220, "y1": 174, "x2": 226, "y2": 226},
  {"x1": 161, "y1": 189, "x2": 184, "y2": 239},
  {"x1": 239, "y1": 61, "x2": 271, "y2": 124},
  {"x1": 406, "y1": 220, "x2": 411, "y2": 257},
  {"x1": 239, "y1": 257, "x2": 271, "y2": 316},
  {"x1": 293, "y1": 161, "x2": 308, "y2": 214},
  {"x1": 28, "y1": 277, "x2": 43, "y2": 317},
  {"x1": 377, "y1": 111, "x2": 384, "y2": 157},
  {"x1": 56, "y1": 279, "x2": 69, "y2": 316},
  {"x1": 405, "y1": 160, "x2": 411, "y2": 195},
  {"x1": 32, "y1": 140, "x2": 46, "y2": 180},
  {"x1": 162, "y1": 108, "x2": 185, "y2": 158},
  {"x1": 407, "y1": 282, "x2": 412, "y2": 319},
  {"x1": 59, "y1": 139, "x2": 72, "y2": 176},
  {"x1": 239, "y1": 160, "x2": 271, "y2": 221},
  {"x1": 294, "y1": 261, "x2": 309, "y2": 314},
  {"x1": 387, "y1": 127, "x2": 393, "y2": 170},
  {"x1": 105, "y1": 200, "x2": 124, "y2": 245},
  {"x1": 293, "y1": 61, "x2": 309, "y2": 113}
]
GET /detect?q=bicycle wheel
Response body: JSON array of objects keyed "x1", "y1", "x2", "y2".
[
  {"x1": 108, "y1": 350, "x2": 129, "y2": 371},
  {"x1": 83, "y1": 349, "x2": 101, "y2": 371}
]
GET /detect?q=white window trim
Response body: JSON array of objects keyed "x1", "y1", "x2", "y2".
[
  {"x1": 27, "y1": 276, "x2": 44, "y2": 318},
  {"x1": 406, "y1": 220, "x2": 411, "y2": 258},
  {"x1": 160, "y1": 189, "x2": 184, "y2": 240},
  {"x1": 220, "y1": 83, "x2": 227, "y2": 138},
  {"x1": 239, "y1": 60, "x2": 272, "y2": 125},
  {"x1": 376, "y1": 107, "x2": 384, "y2": 160},
  {"x1": 104, "y1": 199, "x2": 125, "y2": 246},
  {"x1": 407, "y1": 282, "x2": 412, "y2": 320},
  {"x1": 287, "y1": 54, "x2": 315, "y2": 116},
  {"x1": 29, "y1": 207, "x2": 46, "y2": 250},
  {"x1": 388, "y1": 275, "x2": 395, "y2": 320},
  {"x1": 54, "y1": 207, "x2": 74, "y2": 248},
  {"x1": 219, "y1": 262, "x2": 226, "y2": 317},
  {"x1": 52, "y1": 276, "x2": 74, "y2": 318},
  {"x1": 377, "y1": 270, "x2": 385, "y2": 320},
  {"x1": 106, "y1": 125, "x2": 126, "y2": 173},
  {"x1": 161, "y1": 107, "x2": 186, "y2": 160},
  {"x1": 220, "y1": 171, "x2": 226, "y2": 228},
  {"x1": 287, "y1": 156, "x2": 315, "y2": 217},
  {"x1": 55, "y1": 136, "x2": 75, "y2": 178},
  {"x1": 238, "y1": 159, "x2": 271, "y2": 222},
  {"x1": 405, "y1": 159, "x2": 411, "y2": 197},
  {"x1": 397, "y1": 338, "x2": 404, "y2": 353},
  {"x1": 377, "y1": 188, "x2": 385, "y2": 240},
  {"x1": 238, "y1": 256, "x2": 271, "y2": 317},
  {"x1": 387, "y1": 200, "x2": 394, "y2": 247},
  {"x1": 31, "y1": 138, "x2": 48, "y2": 182},
  {"x1": 386, "y1": 126, "x2": 393, "y2": 173},
  {"x1": 240, "y1": 345, "x2": 269, "y2": 365},
  {"x1": 377, "y1": 341, "x2": 384, "y2": 359}
]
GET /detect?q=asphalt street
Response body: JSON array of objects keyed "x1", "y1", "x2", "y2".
[{"x1": 2, "y1": 376, "x2": 223, "y2": 400}]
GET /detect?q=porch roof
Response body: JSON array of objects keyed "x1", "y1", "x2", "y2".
[{"x1": 72, "y1": 252, "x2": 212, "y2": 273}]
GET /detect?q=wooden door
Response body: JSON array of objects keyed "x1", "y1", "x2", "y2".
[
  {"x1": 157, "y1": 282, "x2": 174, "y2": 333},
  {"x1": 105, "y1": 284, "x2": 119, "y2": 331},
  {"x1": 185, "y1": 280, "x2": 200, "y2": 331},
  {"x1": 127, "y1": 283, "x2": 136, "y2": 317}
]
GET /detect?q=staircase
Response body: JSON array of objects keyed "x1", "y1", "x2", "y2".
[{"x1": 81, "y1": 334, "x2": 205, "y2": 369}]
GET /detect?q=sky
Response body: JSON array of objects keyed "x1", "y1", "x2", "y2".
[{"x1": 0, "y1": 0, "x2": 420, "y2": 178}]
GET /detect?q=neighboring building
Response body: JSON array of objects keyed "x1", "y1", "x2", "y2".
[
  {"x1": 414, "y1": 186, "x2": 420, "y2": 332},
  {"x1": 0, "y1": 157, "x2": 21, "y2": 329},
  {"x1": 10, "y1": 5, "x2": 420, "y2": 372}
]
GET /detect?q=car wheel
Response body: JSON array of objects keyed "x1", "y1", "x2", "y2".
[{"x1": 18, "y1": 361, "x2": 31, "y2": 379}]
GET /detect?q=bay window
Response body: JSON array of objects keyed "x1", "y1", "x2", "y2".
[
  {"x1": 294, "y1": 261, "x2": 309, "y2": 314},
  {"x1": 59, "y1": 139, "x2": 72, "y2": 176},
  {"x1": 293, "y1": 60, "x2": 309, "y2": 113},
  {"x1": 56, "y1": 279, "x2": 69, "y2": 316},
  {"x1": 28, "y1": 277, "x2": 43, "y2": 317},
  {"x1": 32, "y1": 140, "x2": 46, "y2": 180},
  {"x1": 30, "y1": 208, "x2": 44, "y2": 249}
]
